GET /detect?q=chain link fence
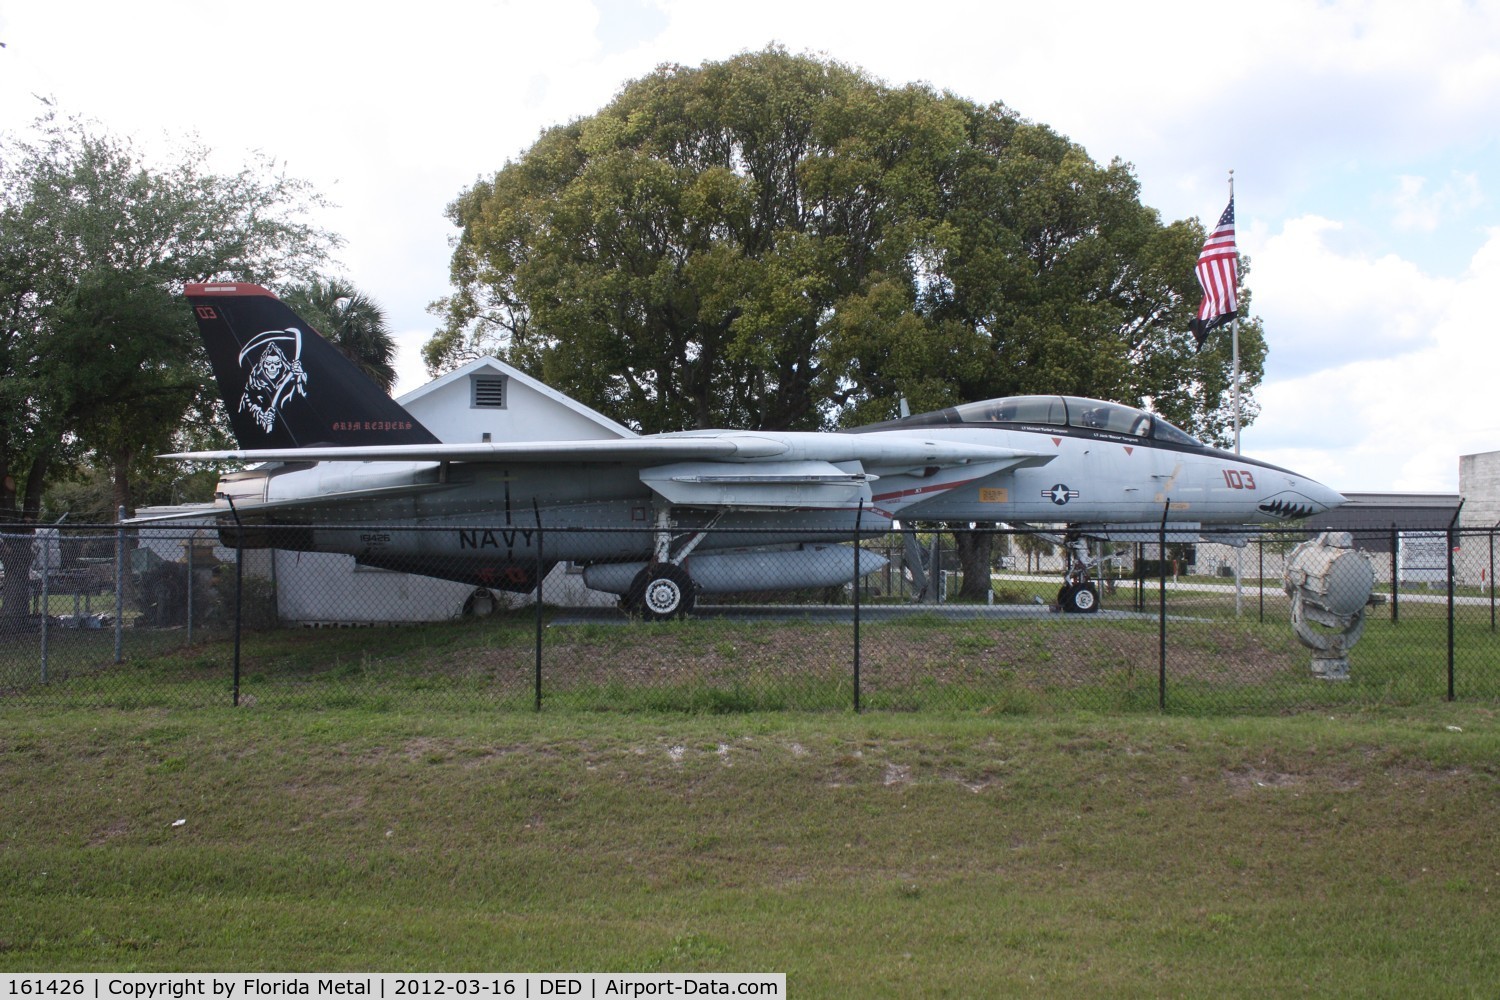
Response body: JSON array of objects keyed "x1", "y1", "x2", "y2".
[{"x1": 2, "y1": 519, "x2": 1495, "y2": 714}]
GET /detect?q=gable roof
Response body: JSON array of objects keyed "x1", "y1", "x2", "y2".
[{"x1": 397, "y1": 356, "x2": 636, "y2": 439}]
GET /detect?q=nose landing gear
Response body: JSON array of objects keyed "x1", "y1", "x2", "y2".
[{"x1": 1057, "y1": 534, "x2": 1102, "y2": 614}]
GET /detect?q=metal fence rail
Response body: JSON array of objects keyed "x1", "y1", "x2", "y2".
[{"x1": 1, "y1": 520, "x2": 1495, "y2": 713}]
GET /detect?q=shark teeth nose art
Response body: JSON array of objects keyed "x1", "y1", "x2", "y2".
[{"x1": 1258, "y1": 498, "x2": 1315, "y2": 519}]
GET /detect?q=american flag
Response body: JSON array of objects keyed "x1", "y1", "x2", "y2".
[{"x1": 1189, "y1": 197, "x2": 1238, "y2": 349}]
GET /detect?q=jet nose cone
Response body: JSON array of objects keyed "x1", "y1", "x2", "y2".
[
  {"x1": 1316, "y1": 481, "x2": 1348, "y2": 514},
  {"x1": 1257, "y1": 478, "x2": 1346, "y2": 520}
]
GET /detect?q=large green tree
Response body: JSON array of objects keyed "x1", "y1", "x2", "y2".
[
  {"x1": 432, "y1": 48, "x2": 1260, "y2": 440},
  {"x1": 431, "y1": 49, "x2": 972, "y2": 432},
  {"x1": 0, "y1": 108, "x2": 338, "y2": 516},
  {"x1": 0, "y1": 109, "x2": 337, "y2": 623}
]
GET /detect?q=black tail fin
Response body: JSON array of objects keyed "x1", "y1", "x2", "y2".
[{"x1": 186, "y1": 282, "x2": 439, "y2": 448}]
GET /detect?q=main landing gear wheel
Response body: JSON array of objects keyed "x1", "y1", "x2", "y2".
[
  {"x1": 1058, "y1": 582, "x2": 1101, "y2": 614},
  {"x1": 629, "y1": 564, "x2": 696, "y2": 621}
]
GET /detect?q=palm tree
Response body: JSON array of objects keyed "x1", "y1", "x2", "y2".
[{"x1": 281, "y1": 278, "x2": 399, "y2": 393}]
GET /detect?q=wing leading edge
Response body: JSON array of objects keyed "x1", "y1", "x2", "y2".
[{"x1": 165, "y1": 434, "x2": 1051, "y2": 473}]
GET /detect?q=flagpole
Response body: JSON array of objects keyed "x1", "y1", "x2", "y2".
[
  {"x1": 1229, "y1": 169, "x2": 1240, "y2": 455},
  {"x1": 1232, "y1": 320, "x2": 1241, "y2": 453},
  {"x1": 1227, "y1": 170, "x2": 1244, "y2": 618}
]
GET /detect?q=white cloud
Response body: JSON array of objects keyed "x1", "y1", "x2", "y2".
[
  {"x1": 1244, "y1": 226, "x2": 1500, "y2": 491},
  {"x1": 1389, "y1": 173, "x2": 1485, "y2": 233},
  {"x1": 1249, "y1": 214, "x2": 1451, "y2": 378}
]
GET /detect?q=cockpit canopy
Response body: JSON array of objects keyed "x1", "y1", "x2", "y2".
[{"x1": 906, "y1": 395, "x2": 1205, "y2": 448}]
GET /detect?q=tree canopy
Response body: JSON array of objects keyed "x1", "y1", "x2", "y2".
[
  {"x1": 0, "y1": 108, "x2": 340, "y2": 525},
  {"x1": 430, "y1": 47, "x2": 1262, "y2": 442}
]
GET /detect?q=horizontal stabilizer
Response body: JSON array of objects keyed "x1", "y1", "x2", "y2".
[{"x1": 125, "y1": 481, "x2": 456, "y2": 524}]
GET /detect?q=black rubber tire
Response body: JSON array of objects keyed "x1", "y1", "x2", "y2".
[
  {"x1": 631, "y1": 564, "x2": 696, "y2": 621},
  {"x1": 1061, "y1": 582, "x2": 1101, "y2": 614}
]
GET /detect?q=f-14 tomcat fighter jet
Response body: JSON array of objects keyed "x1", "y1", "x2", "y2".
[{"x1": 167, "y1": 283, "x2": 1344, "y2": 616}]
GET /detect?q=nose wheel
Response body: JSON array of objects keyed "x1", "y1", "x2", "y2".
[
  {"x1": 1058, "y1": 581, "x2": 1100, "y2": 614},
  {"x1": 1056, "y1": 533, "x2": 1102, "y2": 614}
]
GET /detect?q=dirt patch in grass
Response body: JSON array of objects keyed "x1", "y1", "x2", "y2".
[
  {"x1": 542, "y1": 625, "x2": 852, "y2": 686},
  {"x1": 1170, "y1": 628, "x2": 1301, "y2": 685}
]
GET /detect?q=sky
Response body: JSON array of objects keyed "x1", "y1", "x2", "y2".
[{"x1": 2, "y1": 0, "x2": 1498, "y2": 495}]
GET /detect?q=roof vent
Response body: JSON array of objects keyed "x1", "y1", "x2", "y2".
[{"x1": 471, "y1": 375, "x2": 507, "y2": 409}]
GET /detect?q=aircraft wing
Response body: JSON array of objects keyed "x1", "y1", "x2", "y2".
[{"x1": 164, "y1": 432, "x2": 1049, "y2": 472}]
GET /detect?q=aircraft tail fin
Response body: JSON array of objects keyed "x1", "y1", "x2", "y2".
[{"x1": 185, "y1": 282, "x2": 439, "y2": 448}]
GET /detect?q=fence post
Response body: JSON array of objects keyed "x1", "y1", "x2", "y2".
[
  {"x1": 534, "y1": 502, "x2": 544, "y2": 713},
  {"x1": 39, "y1": 540, "x2": 49, "y2": 684},
  {"x1": 186, "y1": 532, "x2": 194, "y2": 647},
  {"x1": 1233, "y1": 530, "x2": 1244, "y2": 618},
  {"x1": 1257, "y1": 537, "x2": 1265, "y2": 623},
  {"x1": 1490, "y1": 523, "x2": 1496, "y2": 633},
  {"x1": 1390, "y1": 525, "x2": 1400, "y2": 624},
  {"x1": 853, "y1": 502, "x2": 863, "y2": 714},
  {"x1": 1134, "y1": 542, "x2": 1144, "y2": 612},
  {"x1": 1447, "y1": 502, "x2": 1463, "y2": 701},
  {"x1": 114, "y1": 506, "x2": 126, "y2": 663},
  {"x1": 223, "y1": 495, "x2": 244, "y2": 708},
  {"x1": 1158, "y1": 500, "x2": 1169, "y2": 711}
]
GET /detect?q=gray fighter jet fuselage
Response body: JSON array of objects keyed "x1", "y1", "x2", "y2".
[{"x1": 168, "y1": 283, "x2": 1344, "y2": 616}]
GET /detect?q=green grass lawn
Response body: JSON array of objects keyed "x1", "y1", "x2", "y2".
[
  {"x1": 2, "y1": 705, "x2": 1496, "y2": 995},
  {"x1": 4, "y1": 594, "x2": 1495, "y2": 717}
]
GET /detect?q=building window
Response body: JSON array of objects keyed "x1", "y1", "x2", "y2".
[{"x1": 471, "y1": 375, "x2": 507, "y2": 408}]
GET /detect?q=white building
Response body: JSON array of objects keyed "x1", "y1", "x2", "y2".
[
  {"x1": 1460, "y1": 450, "x2": 1500, "y2": 530},
  {"x1": 402, "y1": 356, "x2": 633, "y2": 445}
]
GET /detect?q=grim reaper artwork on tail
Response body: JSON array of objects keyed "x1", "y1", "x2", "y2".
[{"x1": 237, "y1": 327, "x2": 308, "y2": 434}]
